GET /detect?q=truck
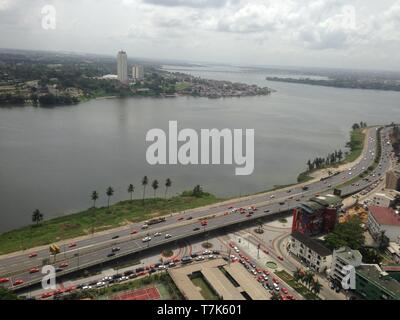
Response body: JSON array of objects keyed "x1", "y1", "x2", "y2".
[{"x1": 144, "y1": 217, "x2": 166, "y2": 226}]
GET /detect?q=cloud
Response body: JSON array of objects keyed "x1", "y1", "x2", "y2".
[{"x1": 141, "y1": 0, "x2": 234, "y2": 8}]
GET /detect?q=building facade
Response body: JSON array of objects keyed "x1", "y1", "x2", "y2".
[
  {"x1": 289, "y1": 231, "x2": 332, "y2": 273},
  {"x1": 132, "y1": 64, "x2": 144, "y2": 81},
  {"x1": 329, "y1": 247, "x2": 362, "y2": 288},
  {"x1": 117, "y1": 51, "x2": 128, "y2": 84},
  {"x1": 367, "y1": 206, "x2": 400, "y2": 242}
]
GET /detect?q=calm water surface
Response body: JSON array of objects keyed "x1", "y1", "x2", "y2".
[{"x1": 0, "y1": 65, "x2": 399, "y2": 232}]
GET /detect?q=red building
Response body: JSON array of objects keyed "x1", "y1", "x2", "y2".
[{"x1": 292, "y1": 195, "x2": 342, "y2": 236}]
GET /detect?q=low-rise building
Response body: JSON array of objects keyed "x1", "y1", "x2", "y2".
[
  {"x1": 371, "y1": 190, "x2": 400, "y2": 208},
  {"x1": 355, "y1": 264, "x2": 400, "y2": 300},
  {"x1": 386, "y1": 169, "x2": 400, "y2": 191},
  {"x1": 330, "y1": 247, "x2": 362, "y2": 287},
  {"x1": 289, "y1": 231, "x2": 332, "y2": 273},
  {"x1": 367, "y1": 206, "x2": 400, "y2": 242}
]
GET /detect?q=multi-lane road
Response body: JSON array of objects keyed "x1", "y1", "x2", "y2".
[{"x1": 0, "y1": 125, "x2": 396, "y2": 290}]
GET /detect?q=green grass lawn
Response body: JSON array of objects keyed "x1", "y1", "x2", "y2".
[
  {"x1": 175, "y1": 82, "x2": 191, "y2": 91},
  {"x1": 0, "y1": 193, "x2": 221, "y2": 255},
  {"x1": 275, "y1": 270, "x2": 320, "y2": 300}
]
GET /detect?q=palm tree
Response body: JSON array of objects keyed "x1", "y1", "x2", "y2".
[
  {"x1": 304, "y1": 271, "x2": 315, "y2": 288},
  {"x1": 106, "y1": 187, "x2": 114, "y2": 208},
  {"x1": 152, "y1": 180, "x2": 159, "y2": 198},
  {"x1": 311, "y1": 279, "x2": 322, "y2": 295},
  {"x1": 142, "y1": 176, "x2": 148, "y2": 205},
  {"x1": 128, "y1": 184, "x2": 135, "y2": 201},
  {"x1": 91, "y1": 191, "x2": 99, "y2": 208},
  {"x1": 293, "y1": 268, "x2": 304, "y2": 282},
  {"x1": 32, "y1": 209, "x2": 43, "y2": 225},
  {"x1": 164, "y1": 178, "x2": 172, "y2": 198}
]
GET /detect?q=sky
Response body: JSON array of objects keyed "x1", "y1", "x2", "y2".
[{"x1": 1, "y1": 0, "x2": 400, "y2": 70}]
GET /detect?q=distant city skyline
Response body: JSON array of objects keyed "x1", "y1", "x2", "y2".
[{"x1": 1, "y1": 0, "x2": 400, "y2": 71}]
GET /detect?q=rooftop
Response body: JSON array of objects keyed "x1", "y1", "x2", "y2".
[
  {"x1": 356, "y1": 264, "x2": 400, "y2": 299},
  {"x1": 334, "y1": 246, "x2": 362, "y2": 264},
  {"x1": 291, "y1": 231, "x2": 332, "y2": 256},
  {"x1": 368, "y1": 206, "x2": 400, "y2": 226}
]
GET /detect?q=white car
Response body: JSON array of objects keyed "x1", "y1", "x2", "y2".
[
  {"x1": 165, "y1": 234, "x2": 172, "y2": 239},
  {"x1": 141, "y1": 224, "x2": 149, "y2": 229},
  {"x1": 154, "y1": 232, "x2": 162, "y2": 237},
  {"x1": 142, "y1": 236, "x2": 151, "y2": 242}
]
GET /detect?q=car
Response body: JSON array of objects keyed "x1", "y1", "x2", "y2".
[
  {"x1": 28, "y1": 252, "x2": 38, "y2": 258},
  {"x1": 246, "y1": 214, "x2": 251, "y2": 217},
  {"x1": 282, "y1": 288, "x2": 288, "y2": 294},
  {"x1": 287, "y1": 190, "x2": 292, "y2": 193},
  {"x1": 131, "y1": 230, "x2": 138, "y2": 235},
  {"x1": 177, "y1": 217, "x2": 184, "y2": 221},
  {"x1": 193, "y1": 227, "x2": 200, "y2": 231},
  {"x1": 55, "y1": 268, "x2": 63, "y2": 273},
  {"x1": 270, "y1": 195, "x2": 275, "y2": 198},
  {"x1": 186, "y1": 216, "x2": 193, "y2": 220},
  {"x1": 29, "y1": 267, "x2": 40, "y2": 273},
  {"x1": 59, "y1": 262, "x2": 69, "y2": 268},
  {"x1": 41, "y1": 292, "x2": 54, "y2": 299},
  {"x1": 263, "y1": 270, "x2": 270, "y2": 276},
  {"x1": 229, "y1": 242, "x2": 235, "y2": 248},
  {"x1": 154, "y1": 232, "x2": 162, "y2": 237},
  {"x1": 196, "y1": 255, "x2": 205, "y2": 261},
  {"x1": 278, "y1": 256, "x2": 284, "y2": 261},
  {"x1": 111, "y1": 247, "x2": 121, "y2": 252},
  {"x1": 107, "y1": 252, "x2": 116, "y2": 257},
  {"x1": 68, "y1": 243, "x2": 77, "y2": 248},
  {"x1": 13, "y1": 279, "x2": 24, "y2": 286},
  {"x1": 142, "y1": 236, "x2": 152, "y2": 242},
  {"x1": 141, "y1": 224, "x2": 149, "y2": 229},
  {"x1": 262, "y1": 249, "x2": 269, "y2": 254},
  {"x1": 165, "y1": 234, "x2": 172, "y2": 239},
  {"x1": 208, "y1": 255, "x2": 215, "y2": 259},
  {"x1": 273, "y1": 277, "x2": 280, "y2": 284},
  {"x1": 264, "y1": 209, "x2": 270, "y2": 213},
  {"x1": 112, "y1": 235, "x2": 119, "y2": 240},
  {"x1": 279, "y1": 202, "x2": 285, "y2": 205},
  {"x1": 0, "y1": 278, "x2": 10, "y2": 283},
  {"x1": 201, "y1": 220, "x2": 208, "y2": 226}
]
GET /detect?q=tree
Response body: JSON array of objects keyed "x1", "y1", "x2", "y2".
[
  {"x1": 293, "y1": 268, "x2": 304, "y2": 282},
  {"x1": 152, "y1": 180, "x2": 159, "y2": 197},
  {"x1": 142, "y1": 176, "x2": 148, "y2": 204},
  {"x1": 311, "y1": 279, "x2": 322, "y2": 295},
  {"x1": 165, "y1": 178, "x2": 172, "y2": 198},
  {"x1": 270, "y1": 291, "x2": 281, "y2": 300},
  {"x1": 192, "y1": 185, "x2": 204, "y2": 198},
  {"x1": 106, "y1": 187, "x2": 114, "y2": 208},
  {"x1": 303, "y1": 271, "x2": 315, "y2": 288},
  {"x1": 360, "y1": 248, "x2": 383, "y2": 264},
  {"x1": 32, "y1": 209, "x2": 43, "y2": 225},
  {"x1": 378, "y1": 231, "x2": 390, "y2": 251},
  {"x1": 128, "y1": 184, "x2": 135, "y2": 201},
  {"x1": 91, "y1": 191, "x2": 99, "y2": 208},
  {"x1": 325, "y1": 216, "x2": 365, "y2": 250}
]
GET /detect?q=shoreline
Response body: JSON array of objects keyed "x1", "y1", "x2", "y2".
[{"x1": 0, "y1": 127, "x2": 372, "y2": 257}]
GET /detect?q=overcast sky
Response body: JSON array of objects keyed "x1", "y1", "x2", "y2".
[{"x1": 1, "y1": 0, "x2": 400, "y2": 70}]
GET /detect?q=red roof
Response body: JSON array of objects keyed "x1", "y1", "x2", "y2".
[{"x1": 369, "y1": 206, "x2": 400, "y2": 226}]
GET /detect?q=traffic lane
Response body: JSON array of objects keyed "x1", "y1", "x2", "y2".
[{"x1": 0, "y1": 128, "x2": 386, "y2": 276}]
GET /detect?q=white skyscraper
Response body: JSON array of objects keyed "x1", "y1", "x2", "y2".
[
  {"x1": 132, "y1": 64, "x2": 144, "y2": 81},
  {"x1": 117, "y1": 50, "x2": 128, "y2": 84}
]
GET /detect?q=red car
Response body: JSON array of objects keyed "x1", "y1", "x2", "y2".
[
  {"x1": 263, "y1": 270, "x2": 270, "y2": 276},
  {"x1": 29, "y1": 252, "x2": 38, "y2": 258},
  {"x1": 229, "y1": 242, "x2": 234, "y2": 248},
  {"x1": 201, "y1": 220, "x2": 208, "y2": 226},
  {"x1": 68, "y1": 243, "x2": 77, "y2": 248},
  {"x1": 59, "y1": 262, "x2": 69, "y2": 268},
  {"x1": 256, "y1": 268, "x2": 262, "y2": 273},
  {"x1": 177, "y1": 217, "x2": 184, "y2": 221},
  {"x1": 262, "y1": 249, "x2": 269, "y2": 254},
  {"x1": 246, "y1": 214, "x2": 251, "y2": 218},
  {"x1": 29, "y1": 267, "x2": 40, "y2": 274},
  {"x1": 278, "y1": 256, "x2": 284, "y2": 261},
  {"x1": 13, "y1": 279, "x2": 24, "y2": 286},
  {"x1": 130, "y1": 230, "x2": 138, "y2": 234},
  {"x1": 282, "y1": 288, "x2": 288, "y2": 294},
  {"x1": 0, "y1": 278, "x2": 9, "y2": 283},
  {"x1": 41, "y1": 292, "x2": 54, "y2": 299}
]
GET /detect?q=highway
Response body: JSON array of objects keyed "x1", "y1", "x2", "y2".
[{"x1": 0, "y1": 125, "x2": 396, "y2": 290}]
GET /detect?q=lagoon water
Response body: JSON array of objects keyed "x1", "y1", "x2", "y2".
[{"x1": 1, "y1": 65, "x2": 400, "y2": 232}]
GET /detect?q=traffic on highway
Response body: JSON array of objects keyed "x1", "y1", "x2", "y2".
[{"x1": 0, "y1": 125, "x2": 396, "y2": 291}]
